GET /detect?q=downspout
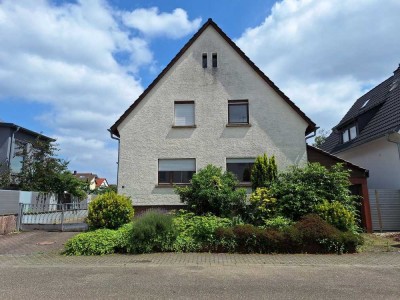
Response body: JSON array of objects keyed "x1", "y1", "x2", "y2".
[
  {"x1": 108, "y1": 129, "x2": 120, "y2": 190},
  {"x1": 8, "y1": 126, "x2": 20, "y2": 169},
  {"x1": 305, "y1": 126, "x2": 320, "y2": 141}
]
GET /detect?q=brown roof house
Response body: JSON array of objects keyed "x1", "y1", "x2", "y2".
[
  {"x1": 73, "y1": 172, "x2": 99, "y2": 191},
  {"x1": 109, "y1": 19, "x2": 316, "y2": 210}
]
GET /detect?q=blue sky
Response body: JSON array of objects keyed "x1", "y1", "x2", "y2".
[{"x1": 1, "y1": 0, "x2": 400, "y2": 183}]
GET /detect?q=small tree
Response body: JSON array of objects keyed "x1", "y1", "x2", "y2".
[
  {"x1": 175, "y1": 164, "x2": 247, "y2": 218},
  {"x1": 5, "y1": 138, "x2": 86, "y2": 201},
  {"x1": 312, "y1": 129, "x2": 330, "y2": 148},
  {"x1": 250, "y1": 153, "x2": 277, "y2": 190}
]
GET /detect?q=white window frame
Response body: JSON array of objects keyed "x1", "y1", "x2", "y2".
[
  {"x1": 158, "y1": 158, "x2": 196, "y2": 185},
  {"x1": 174, "y1": 101, "x2": 195, "y2": 127}
]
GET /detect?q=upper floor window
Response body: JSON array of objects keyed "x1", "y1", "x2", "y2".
[
  {"x1": 212, "y1": 53, "x2": 217, "y2": 68},
  {"x1": 10, "y1": 140, "x2": 27, "y2": 173},
  {"x1": 158, "y1": 159, "x2": 196, "y2": 185},
  {"x1": 342, "y1": 125, "x2": 357, "y2": 143},
  {"x1": 202, "y1": 53, "x2": 207, "y2": 68},
  {"x1": 174, "y1": 101, "x2": 195, "y2": 127},
  {"x1": 226, "y1": 158, "x2": 255, "y2": 183},
  {"x1": 228, "y1": 100, "x2": 249, "y2": 124}
]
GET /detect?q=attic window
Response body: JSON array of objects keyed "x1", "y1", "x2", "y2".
[
  {"x1": 202, "y1": 53, "x2": 207, "y2": 68},
  {"x1": 360, "y1": 99, "x2": 369, "y2": 109},
  {"x1": 342, "y1": 125, "x2": 357, "y2": 144},
  {"x1": 389, "y1": 78, "x2": 399, "y2": 91},
  {"x1": 212, "y1": 53, "x2": 217, "y2": 68}
]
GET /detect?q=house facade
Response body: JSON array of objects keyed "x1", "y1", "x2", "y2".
[
  {"x1": 321, "y1": 65, "x2": 400, "y2": 190},
  {"x1": 0, "y1": 122, "x2": 53, "y2": 176},
  {"x1": 110, "y1": 19, "x2": 316, "y2": 207}
]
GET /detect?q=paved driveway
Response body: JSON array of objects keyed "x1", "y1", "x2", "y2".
[{"x1": 0, "y1": 231, "x2": 77, "y2": 255}]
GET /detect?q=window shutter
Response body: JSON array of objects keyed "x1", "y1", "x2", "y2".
[
  {"x1": 226, "y1": 158, "x2": 255, "y2": 164},
  {"x1": 159, "y1": 159, "x2": 196, "y2": 171}
]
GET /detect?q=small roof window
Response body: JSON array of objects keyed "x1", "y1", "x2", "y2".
[
  {"x1": 360, "y1": 99, "x2": 369, "y2": 109},
  {"x1": 389, "y1": 78, "x2": 399, "y2": 91}
]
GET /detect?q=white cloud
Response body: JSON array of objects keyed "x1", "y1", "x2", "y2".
[
  {"x1": 0, "y1": 0, "x2": 199, "y2": 182},
  {"x1": 122, "y1": 7, "x2": 202, "y2": 39},
  {"x1": 236, "y1": 0, "x2": 400, "y2": 131}
]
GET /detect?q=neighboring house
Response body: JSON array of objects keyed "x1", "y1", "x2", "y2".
[
  {"x1": 321, "y1": 65, "x2": 400, "y2": 190},
  {"x1": 73, "y1": 172, "x2": 98, "y2": 191},
  {"x1": 95, "y1": 178, "x2": 109, "y2": 189},
  {"x1": 73, "y1": 172, "x2": 109, "y2": 191},
  {"x1": 109, "y1": 19, "x2": 316, "y2": 209},
  {"x1": 0, "y1": 122, "x2": 53, "y2": 176}
]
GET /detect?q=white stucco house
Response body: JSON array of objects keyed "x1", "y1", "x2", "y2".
[
  {"x1": 321, "y1": 65, "x2": 400, "y2": 190},
  {"x1": 109, "y1": 19, "x2": 316, "y2": 209}
]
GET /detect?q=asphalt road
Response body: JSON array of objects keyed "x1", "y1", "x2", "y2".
[{"x1": 1, "y1": 264, "x2": 399, "y2": 299}]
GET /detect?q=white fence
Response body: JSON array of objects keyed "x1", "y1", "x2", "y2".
[
  {"x1": 369, "y1": 189, "x2": 400, "y2": 232},
  {"x1": 0, "y1": 190, "x2": 57, "y2": 215},
  {"x1": 0, "y1": 190, "x2": 94, "y2": 216}
]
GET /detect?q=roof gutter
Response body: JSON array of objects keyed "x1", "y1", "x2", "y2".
[{"x1": 305, "y1": 126, "x2": 320, "y2": 141}]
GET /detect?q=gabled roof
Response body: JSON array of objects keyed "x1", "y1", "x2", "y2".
[
  {"x1": 0, "y1": 122, "x2": 54, "y2": 142},
  {"x1": 95, "y1": 178, "x2": 108, "y2": 187},
  {"x1": 321, "y1": 65, "x2": 400, "y2": 154},
  {"x1": 109, "y1": 18, "x2": 316, "y2": 137}
]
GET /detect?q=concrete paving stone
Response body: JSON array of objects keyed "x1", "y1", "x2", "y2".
[{"x1": 1, "y1": 231, "x2": 400, "y2": 267}]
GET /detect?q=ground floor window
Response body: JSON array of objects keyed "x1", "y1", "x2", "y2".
[
  {"x1": 158, "y1": 159, "x2": 196, "y2": 184},
  {"x1": 226, "y1": 158, "x2": 255, "y2": 183}
]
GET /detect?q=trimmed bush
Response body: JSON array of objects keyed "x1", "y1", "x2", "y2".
[
  {"x1": 128, "y1": 211, "x2": 176, "y2": 254},
  {"x1": 172, "y1": 210, "x2": 232, "y2": 252},
  {"x1": 314, "y1": 200, "x2": 357, "y2": 232},
  {"x1": 87, "y1": 191, "x2": 134, "y2": 230},
  {"x1": 232, "y1": 224, "x2": 260, "y2": 253},
  {"x1": 175, "y1": 165, "x2": 247, "y2": 218},
  {"x1": 64, "y1": 229, "x2": 119, "y2": 255}
]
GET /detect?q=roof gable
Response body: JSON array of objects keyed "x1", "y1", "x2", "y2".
[
  {"x1": 321, "y1": 65, "x2": 400, "y2": 154},
  {"x1": 109, "y1": 18, "x2": 315, "y2": 137}
]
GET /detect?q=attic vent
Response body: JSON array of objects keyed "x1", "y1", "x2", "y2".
[
  {"x1": 360, "y1": 99, "x2": 369, "y2": 109},
  {"x1": 389, "y1": 78, "x2": 399, "y2": 91}
]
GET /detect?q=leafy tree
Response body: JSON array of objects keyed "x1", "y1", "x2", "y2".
[
  {"x1": 1, "y1": 138, "x2": 86, "y2": 201},
  {"x1": 250, "y1": 153, "x2": 277, "y2": 190},
  {"x1": 175, "y1": 164, "x2": 247, "y2": 218},
  {"x1": 312, "y1": 129, "x2": 330, "y2": 148}
]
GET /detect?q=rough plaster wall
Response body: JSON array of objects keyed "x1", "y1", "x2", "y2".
[
  {"x1": 118, "y1": 27, "x2": 309, "y2": 205},
  {"x1": 339, "y1": 137, "x2": 400, "y2": 189}
]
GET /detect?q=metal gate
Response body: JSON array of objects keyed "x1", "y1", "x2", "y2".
[
  {"x1": 17, "y1": 202, "x2": 88, "y2": 232},
  {"x1": 369, "y1": 189, "x2": 400, "y2": 232}
]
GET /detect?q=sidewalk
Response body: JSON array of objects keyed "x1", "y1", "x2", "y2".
[{"x1": 1, "y1": 231, "x2": 400, "y2": 267}]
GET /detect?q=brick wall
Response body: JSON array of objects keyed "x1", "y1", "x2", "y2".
[{"x1": 0, "y1": 215, "x2": 17, "y2": 235}]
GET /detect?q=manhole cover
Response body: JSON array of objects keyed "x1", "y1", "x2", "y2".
[{"x1": 36, "y1": 241, "x2": 56, "y2": 245}]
